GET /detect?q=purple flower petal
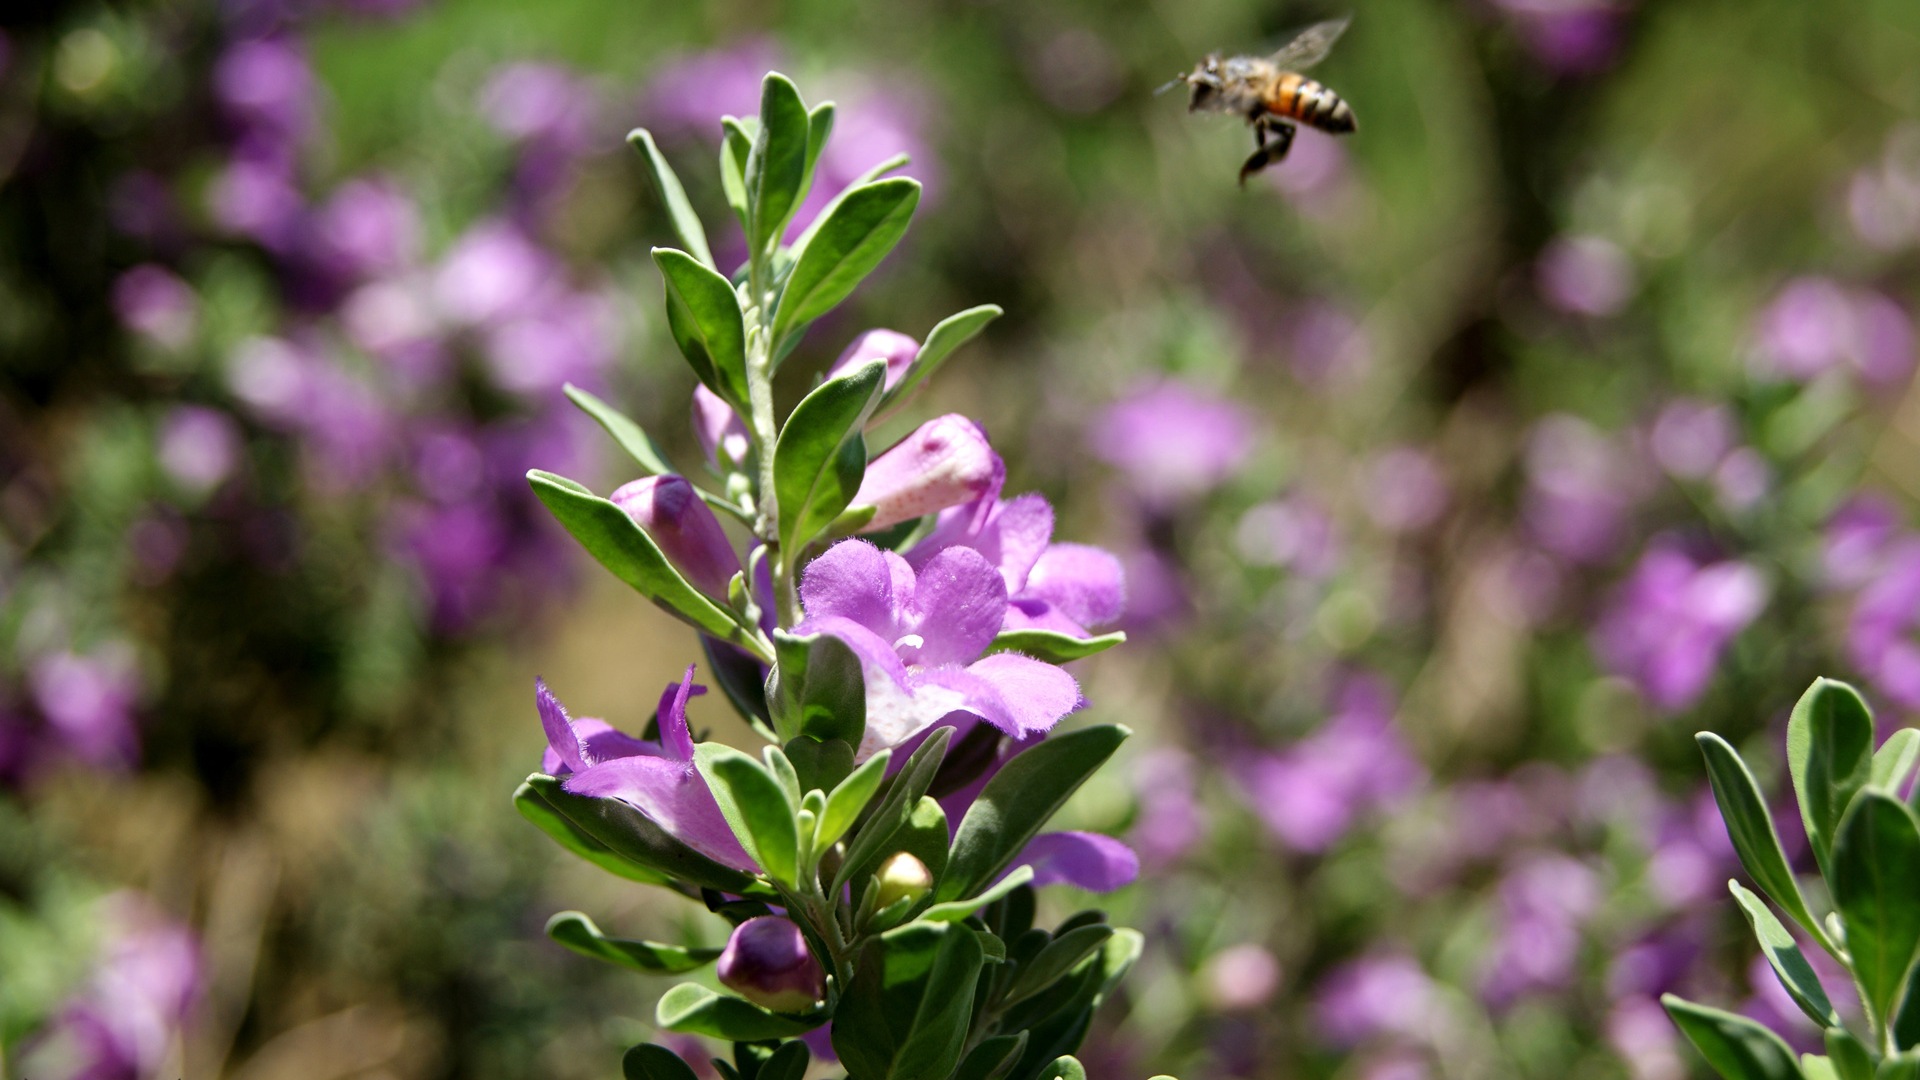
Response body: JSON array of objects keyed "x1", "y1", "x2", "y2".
[
  {"x1": 960, "y1": 652, "x2": 1082, "y2": 738},
  {"x1": 537, "y1": 677, "x2": 586, "y2": 775},
  {"x1": 793, "y1": 615, "x2": 913, "y2": 690},
  {"x1": 1015, "y1": 831, "x2": 1139, "y2": 891},
  {"x1": 905, "y1": 547, "x2": 1008, "y2": 666},
  {"x1": 655, "y1": 665, "x2": 703, "y2": 761},
  {"x1": 563, "y1": 756, "x2": 758, "y2": 870},
  {"x1": 573, "y1": 719, "x2": 663, "y2": 768},
  {"x1": 798, "y1": 540, "x2": 903, "y2": 638},
  {"x1": 910, "y1": 492, "x2": 1054, "y2": 592},
  {"x1": 1022, "y1": 543, "x2": 1126, "y2": 632}
]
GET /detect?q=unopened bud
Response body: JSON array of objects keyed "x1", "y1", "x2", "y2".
[
  {"x1": 610, "y1": 475, "x2": 740, "y2": 598},
  {"x1": 717, "y1": 916, "x2": 825, "y2": 1013},
  {"x1": 691, "y1": 385, "x2": 751, "y2": 468},
  {"x1": 873, "y1": 852, "x2": 933, "y2": 910},
  {"x1": 851, "y1": 415, "x2": 1003, "y2": 531},
  {"x1": 828, "y1": 329, "x2": 920, "y2": 392}
]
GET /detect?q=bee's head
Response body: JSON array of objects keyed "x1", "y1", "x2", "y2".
[{"x1": 1161, "y1": 55, "x2": 1223, "y2": 112}]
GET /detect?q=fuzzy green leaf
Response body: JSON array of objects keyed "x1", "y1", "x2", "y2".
[
  {"x1": 773, "y1": 179, "x2": 920, "y2": 345},
  {"x1": 986, "y1": 629, "x2": 1126, "y2": 664},
  {"x1": 1831, "y1": 791, "x2": 1920, "y2": 1031},
  {"x1": 521, "y1": 774, "x2": 761, "y2": 894},
  {"x1": 655, "y1": 983, "x2": 821, "y2": 1040},
  {"x1": 1789, "y1": 678, "x2": 1877, "y2": 880},
  {"x1": 818, "y1": 748, "x2": 889, "y2": 850},
  {"x1": 623, "y1": 1044, "x2": 702, "y2": 1080},
  {"x1": 746, "y1": 73, "x2": 810, "y2": 253},
  {"x1": 655, "y1": 248, "x2": 749, "y2": 409},
  {"x1": 694, "y1": 744, "x2": 800, "y2": 887},
  {"x1": 1662, "y1": 995, "x2": 1805, "y2": 1080},
  {"x1": 1729, "y1": 881, "x2": 1839, "y2": 1027},
  {"x1": 513, "y1": 781, "x2": 670, "y2": 885},
  {"x1": 773, "y1": 358, "x2": 885, "y2": 555},
  {"x1": 1698, "y1": 732, "x2": 1825, "y2": 943},
  {"x1": 769, "y1": 628, "x2": 867, "y2": 746},
  {"x1": 940, "y1": 725, "x2": 1130, "y2": 903},
  {"x1": 628, "y1": 129, "x2": 713, "y2": 269},
  {"x1": 545, "y1": 911, "x2": 721, "y2": 974},
  {"x1": 878, "y1": 305, "x2": 1002, "y2": 417}
]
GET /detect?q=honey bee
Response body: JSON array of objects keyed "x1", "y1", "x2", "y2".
[{"x1": 1165, "y1": 16, "x2": 1356, "y2": 185}]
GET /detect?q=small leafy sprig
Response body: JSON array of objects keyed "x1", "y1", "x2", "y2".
[
  {"x1": 1668, "y1": 677, "x2": 1920, "y2": 1080},
  {"x1": 509, "y1": 73, "x2": 1164, "y2": 1080}
]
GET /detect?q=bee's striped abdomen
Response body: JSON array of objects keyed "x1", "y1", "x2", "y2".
[{"x1": 1266, "y1": 72, "x2": 1356, "y2": 134}]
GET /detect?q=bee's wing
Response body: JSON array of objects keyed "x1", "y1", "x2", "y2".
[{"x1": 1268, "y1": 16, "x2": 1350, "y2": 71}]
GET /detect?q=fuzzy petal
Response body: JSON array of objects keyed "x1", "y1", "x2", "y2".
[
  {"x1": 792, "y1": 615, "x2": 912, "y2": 690},
  {"x1": 851, "y1": 415, "x2": 1004, "y2": 531},
  {"x1": 563, "y1": 756, "x2": 758, "y2": 870},
  {"x1": 799, "y1": 540, "x2": 901, "y2": 638},
  {"x1": 1002, "y1": 597, "x2": 1095, "y2": 637},
  {"x1": 574, "y1": 718, "x2": 663, "y2": 767},
  {"x1": 655, "y1": 665, "x2": 704, "y2": 761},
  {"x1": 537, "y1": 678, "x2": 586, "y2": 775},
  {"x1": 906, "y1": 547, "x2": 1008, "y2": 667},
  {"x1": 1021, "y1": 542, "x2": 1126, "y2": 632},
  {"x1": 909, "y1": 492, "x2": 1054, "y2": 594},
  {"x1": 961, "y1": 652, "x2": 1082, "y2": 738},
  {"x1": 903, "y1": 666, "x2": 1017, "y2": 743},
  {"x1": 1015, "y1": 831, "x2": 1140, "y2": 892}
]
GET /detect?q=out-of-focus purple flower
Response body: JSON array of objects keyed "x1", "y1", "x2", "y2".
[
  {"x1": 1751, "y1": 278, "x2": 1916, "y2": 386},
  {"x1": 1013, "y1": 831, "x2": 1138, "y2": 892},
  {"x1": 1116, "y1": 547, "x2": 1189, "y2": 633},
  {"x1": 611, "y1": 476, "x2": 741, "y2": 599},
  {"x1": 1522, "y1": 415, "x2": 1646, "y2": 564},
  {"x1": 1642, "y1": 790, "x2": 1735, "y2": 910},
  {"x1": 717, "y1": 916, "x2": 825, "y2": 1013},
  {"x1": 906, "y1": 493, "x2": 1126, "y2": 638},
  {"x1": 1479, "y1": 852, "x2": 1602, "y2": 1006},
  {"x1": 1090, "y1": 381, "x2": 1256, "y2": 507},
  {"x1": 208, "y1": 154, "x2": 305, "y2": 248},
  {"x1": 644, "y1": 38, "x2": 782, "y2": 138},
  {"x1": 228, "y1": 336, "x2": 394, "y2": 491},
  {"x1": 1649, "y1": 400, "x2": 1736, "y2": 481},
  {"x1": 1366, "y1": 448, "x2": 1449, "y2": 533},
  {"x1": 480, "y1": 288, "x2": 619, "y2": 396},
  {"x1": 1315, "y1": 952, "x2": 1438, "y2": 1048},
  {"x1": 312, "y1": 178, "x2": 419, "y2": 280},
  {"x1": 1711, "y1": 448, "x2": 1771, "y2": 511},
  {"x1": 1267, "y1": 128, "x2": 1351, "y2": 204},
  {"x1": 1847, "y1": 128, "x2": 1920, "y2": 252},
  {"x1": 1607, "y1": 996, "x2": 1687, "y2": 1080},
  {"x1": 130, "y1": 507, "x2": 191, "y2": 586},
  {"x1": 1288, "y1": 301, "x2": 1371, "y2": 387},
  {"x1": 1490, "y1": 0, "x2": 1626, "y2": 75},
  {"x1": 393, "y1": 500, "x2": 508, "y2": 629},
  {"x1": 21, "y1": 893, "x2": 203, "y2": 1080},
  {"x1": 1235, "y1": 676, "x2": 1424, "y2": 852},
  {"x1": 1824, "y1": 495, "x2": 1901, "y2": 589},
  {"x1": 433, "y1": 219, "x2": 558, "y2": 327},
  {"x1": 827, "y1": 329, "x2": 920, "y2": 392},
  {"x1": 539, "y1": 670, "x2": 755, "y2": 870},
  {"x1": 1199, "y1": 943, "x2": 1282, "y2": 1012},
  {"x1": 1129, "y1": 747, "x2": 1206, "y2": 870},
  {"x1": 1592, "y1": 542, "x2": 1770, "y2": 712},
  {"x1": 109, "y1": 172, "x2": 180, "y2": 242},
  {"x1": 480, "y1": 63, "x2": 598, "y2": 147},
  {"x1": 28, "y1": 647, "x2": 141, "y2": 769},
  {"x1": 1536, "y1": 235, "x2": 1635, "y2": 316},
  {"x1": 113, "y1": 265, "x2": 198, "y2": 349},
  {"x1": 158, "y1": 406, "x2": 243, "y2": 495},
  {"x1": 1236, "y1": 497, "x2": 1342, "y2": 579},
  {"x1": 794, "y1": 539, "x2": 1082, "y2": 758},
  {"x1": 213, "y1": 36, "x2": 314, "y2": 148},
  {"x1": 1845, "y1": 538, "x2": 1920, "y2": 709},
  {"x1": 693, "y1": 385, "x2": 752, "y2": 470},
  {"x1": 852, "y1": 415, "x2": 1003, "y2": 532}
]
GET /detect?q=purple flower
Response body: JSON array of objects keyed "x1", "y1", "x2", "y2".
[
  {"x1": 213, "y1": 36, "x2": 314, "y2": 148},
  {"x1": 1648, "y1": 399, "x2": 1736, "y2": 481},
  {"x1": 1606, "y1": 996, "x2": 1686, "y2": 1080},
  {"x1": 1478, "y1": 852, "x2": 1602, "y2": 1006},
  {"x1": 717, "y1": 916, "x2": 825, "y2": 1013},
  {"x1": 312, "y1": 177, "x2": 419, "y2": 280},
  {"x1": 207, "y1": 154, "x2": 304, "y2": 248},
  {"x1": 112, "y1": 265, "x2": 198, "y2": 349},
  {"x1": 537, "y1": 670, "x2": 755, "y2": 870},
  {"x1": 1365, "y1": 448, "x2": 1449, "y2": 533},
  {"x1": 1314, "y1": 952, "x2": 1438, "y2": 1048},
  {"x1": 906, "y1": 493, "x2": 1126, "y2": 637},
  {"x1": 1536, "y1": 235, "x2": 1635, "y2": 316},
  {"x1": 1522, "y1": 415, "x2": 1647, "y2": 564},
  {"x1": 1751, "y1": 278, "x2": 1916, "y2": 386},
  {"x1": 1198, "y1": 943, "x2": 1283, "y2": 1012},
  {"x1": 794, "y1": 540, "x2": 1082, "y2": 759},
  {"x1": 644, "y1": 39, "x2": 782, "y2": 139},
  {"x1": 827, "y1": 328, "x2": 921, "y2": 392},
  {"x1": 610, "y1": 475, "x2": 741, "y2": 599},
  {"x1": 479, "y1": 287, "x2": 619, "y2": 396},
  {"x1": 692, "y1": 385, "x2": 752, "y2": 470},
  {"x1": 1128, "y1": 747, "x2": 1206, "y2": 870},
  {"x1": 28, "y1": 648, "x2": 141, "y2": 769},
  {"x1": 1089, "y1": 381, "x2": 1256, "y2": 507},
  {"x1": 433, "y1": 219, "x2": 559, "y2": 327},
  {"x1": 157, "y1": 406, "x2": 243, "y2": 495},
  {"x1": 479, "y1": 63, "x2": 598, "y2": 148},
  {"x1": 1014, "y1": 831, "x2": 1138, "y2": 891},
  {"x1": 21, "y1": 893, "x2": 202, "y2": 1080},
  {"x1": 1288, "y1": 301, "x2": 1372, "y2": 387},
  {"x1": 1235, "y1": 497, "x2": 1342, "y2": 579},
  {"x1": 853, "y1": 416, "x2": 1003, "y2": 533},
  {"x1": 1490, "y1": 0, "x2": 1626, "y2": 75},
  {"x1": 1823, "y1": 495, "x2": 1901, "y2": 589},
  {"x1": 1845, "y1": 538, "x2": 1920, "y2": 708},
  {"x1": 1233, "y1": 676, "x2": 1424, "y2": 852},
  {"x1": 1592, "y1": 542, "x2": 1770, "y2": 712}
]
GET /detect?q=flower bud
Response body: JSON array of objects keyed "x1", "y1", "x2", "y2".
[
  {"x1": 609, "y1": 475, "x2": 740, "y2": 598},
  {"x1": 873, "y1": 852, "x2": 933, "y2": 910},
  {"x1": 692, "y1": 385, "x2": 751, "y2": 469},
  {"x1": 828, "y1": 329, "x2": 920, "y2": 392},
  {"x1": 851, "y1": 415, "x2": 1004, "y2": 532},
  {"x1": 717, "y1": 916, "x2": 825, "y2": 1013}
]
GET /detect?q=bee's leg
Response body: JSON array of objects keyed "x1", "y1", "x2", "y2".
[{"x1": 1238, "y1": 120, "x2": 1296, "y2": 186}]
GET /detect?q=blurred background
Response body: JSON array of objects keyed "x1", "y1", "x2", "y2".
[{"x1": 3, "y1": 0, "x2": 1920, "y2": 1076}]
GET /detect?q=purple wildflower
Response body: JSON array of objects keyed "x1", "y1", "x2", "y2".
[
  {"x1": 1198, "y1": 943, "x2": 1283, "y2": 1012},
  {"x1": 906, "y1": 493, "x2": 1126, "y2": 638},
  {"x1": 1592, "y1": 542, "x2": 1770, "y2": 712},
  {"x1": 1822, "y1": 495, "x2": 1901, "y2": 589},
  {"x1": 1750, "y1": 277, "x2": 1916, "y2": 386},
  {"x1": 610, "y1": 476, "x2": 741, "y2": 599},
  {"x1": 1235, "y1": 497, "x2": 1343, "y2": 579},
  {"x1": 852, "y1": 415, "x2": 1004, "y2": 532},
  {"x1": 1128, "y1": 747, "x2": 1206, "y2": 870},
  {"x1": 28, "y1": 648, "x2": 142, "y2": 770},
  {"x1": 311, "y1": 177, "x2": 419, "y2": 280},
  {"x1": 112, "y1": 265, "x2": 199, "y2": 349},
  {"x1": 718, "y1": 916, "x2": 826, "y2": 1013},
  {"x1": 1478, "y1": 852, "x2": 1602, "y2": 1006},
  {"x1": 1522, "y1": 414, "x2": 1647, "y2": 564},
  {"x1": 1844, "y1": 538, "x2": 1920, "y2": 709},
  {"x1": 1314, "y1": 952, "x2": 1439, "y2": 1048},
  {"x1": 1233, "y1": 675, "x2": 1423, "y2": 852},
  {"x1": 1536, "y1": 235, "x2": 1635, "y2": 316},
  {"x1": 827, "y1": 329, "x2": 922, "y2": 392},
  {"x1": 794, "y1": 539, "x2": 1083, "y2": 759},
  {"x1": 1365, "y1": 448, "x2": 1449, "y2": 533},
  {"x1": 157, "y1": 406, "x2": 243, "y2": 496},
  {"x1": 1089, "y1": 381, "x2": 1256, "y2": 507},
  {"x1": 692, "y1": 385, "x2": 752, "y2": 470},
  {"x1": 1013, "y1": 831, "x2": 1138, "y2": 891}
]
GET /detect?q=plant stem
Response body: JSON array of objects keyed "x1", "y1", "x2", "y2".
[{"x1": 743, "y1": 243, "x2": 801, "y2": 628}]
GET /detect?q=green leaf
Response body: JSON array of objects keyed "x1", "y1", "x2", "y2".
[
  {"x1": 786, "y1": 736, "x2": 856, "y2": 795},
  {"x1": 627, "y1": 129, "x2": 713, "y2": 269},
  {"x1": 655, "y1": 248, "x2": 749, "y2": 409},
  {"x1": 1697, "y1": 732, "x2": 1826, "y2": 944},
  {"x1": 768, "y1": 629, "x2": 867, "y2": 746},
  {"x1": 1827, "y1": 1030, "x2": 1875, "y2": 1080},
  {"x1": 919, "y1": 865, "x2": 1033, "y2": 924},
  {"x1": 953, "y1": 1033, "x2": 1027, "y2": 1080},
  {"x1": 746, "y1": 74, "x2": 810, "y2": 254},
  {"x1": 1662, "y1": 994, "x2": 1805, "y2": 1080},
  {"x1": 624, "y1": 1043, "x2": 703, "y2": 1080},
  {"x1": 764, "y1": 745, "x2": 803, "y2": 807},
  {"x1": 773, "y1": 358, "x2": 885, "y2": 555},
  {"x1": 837, "y1": 728, "x2": 953, "y2": 893},
  {"x1": 704, "y1": 637, "x2": 774, "y2": 732},
  {"x1": 772, "y1": 179, "x2": 921, "y2": 346},
  {"x1": 833, "y1": 921, "x2": 985, "y2": 1080},
  {"x1": 1790, "y1": 678, "x2": 1877, "y2": 880},
  {"x1": 801, "y1": 102, "x2": 835, "y2": 204},
  {"x1": 1895, "y1": 960, "x2": 1920, "y2": 1049},
  {"x1": 522, "y1": 774, "x2": 761, "y2": 894},
  {"x1": 1804, "y1": 1058, "x2": 1840, "y2": 1080},
  {"x1": 1003, "y1": 924, "x2": 1116, "y2": 1006},
  {"x1": 695, "y1": 744, "x2": 801, "y2": 887},
  {"x1": 655, "y1": 983, "x2": 821, "y2": 1041},
  {"x1": 819, "y1": 749, "x2": 889, "y2": 850},
  {"x1": 545, "y1": 911, "x2": 722, "y2": 974},
  {"x1": 1037, "y1": 1058, "x2": 1088, "y2": 1080},
  {"x1": 513, "y1": 781, "x2": 671, "y2": 885},
  {"x1": 1831, "y1": 791, "x2": 1920, "y2": 1030},
  {"x1": 563, "y1": 384, "x2": 676, "y2": 477},
  {"x1": 758, "y1": 1041, "x2": 810, "y2": 1080},
  {"x1": 1874, "y1": 729, "x2": 1920, "y2": 795},
  {"x1": 939, "y1": 726, "x2": 1130, "y2": 903},
  {"x1": 877, "y1": 305, "x2": 1002, "y2": 417},
  {"x1": 527, "y1": 472, "x2": 759, "y2": 654},
  {"x1": 1729, "y1": 881, "x2": 1839, "y2": 1027},
  {"x1": 860, "y1": 797, "x2": 951, "y2": 929},
  {"x1": 985, "y1": 629, "x2": 1126, "y2": 665},
  {"x1": 719, "y1": 117, "x2": 755, "y2": 229},
  {"x1": 1880, "y1": 1055, "x2": 1920, "y2": 1080},
  {"x1": 786, "y1": 153, "x2": 910, "y2": 261}
]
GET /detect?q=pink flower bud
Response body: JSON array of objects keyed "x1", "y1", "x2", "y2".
[
  {"x1": 691, "y1": 384, "x2": 751, "y2": 469},
  {"x1": 828, "y1": 329, "x2": 920, "y2": 392},
  {"x1": 717, "y1": 916, "x2": 825, "y2": 1013},
  {"x1": 852, "y1": 415, "x2": 1003, "y2": 532},
  {"x1": 610, "y1": 476, "x2": 740, "y2": 598}
]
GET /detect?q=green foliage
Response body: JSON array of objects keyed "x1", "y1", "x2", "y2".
[
  {"x1": 985, "y1": 629, "x2": 1127, "y2": 665},
  {"x1": 769, "y1": 628, "x2": 868, "y2": 745},
  {"x1": 695, "y1": 744, "x2": 802, "y2": 887},
  {"x1": 1831, "y1": 792, "x2": 1920, "y2": 1032},
  {"x1": 656, "y1": 983, "x2": 824, "y2": 1040},
  {"x1": 544, "y1": 911, "x2": 722, "y2": 973},
  {"x1": 772, "y1": 357, "x2": 885, "y2": 557},
  {"x1": 941, "y1": 726, "x2": 1130, "y2": 903},
  {"x1": 1663, "y1": 995, "x2": 1805, "y2": 1080},
  {"x1": 1789, "y1": 679, "x2": 1877, "y2": 880},
  {"x1": 833, "y1": 921, "x2": 985, "y2": 1080}
]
